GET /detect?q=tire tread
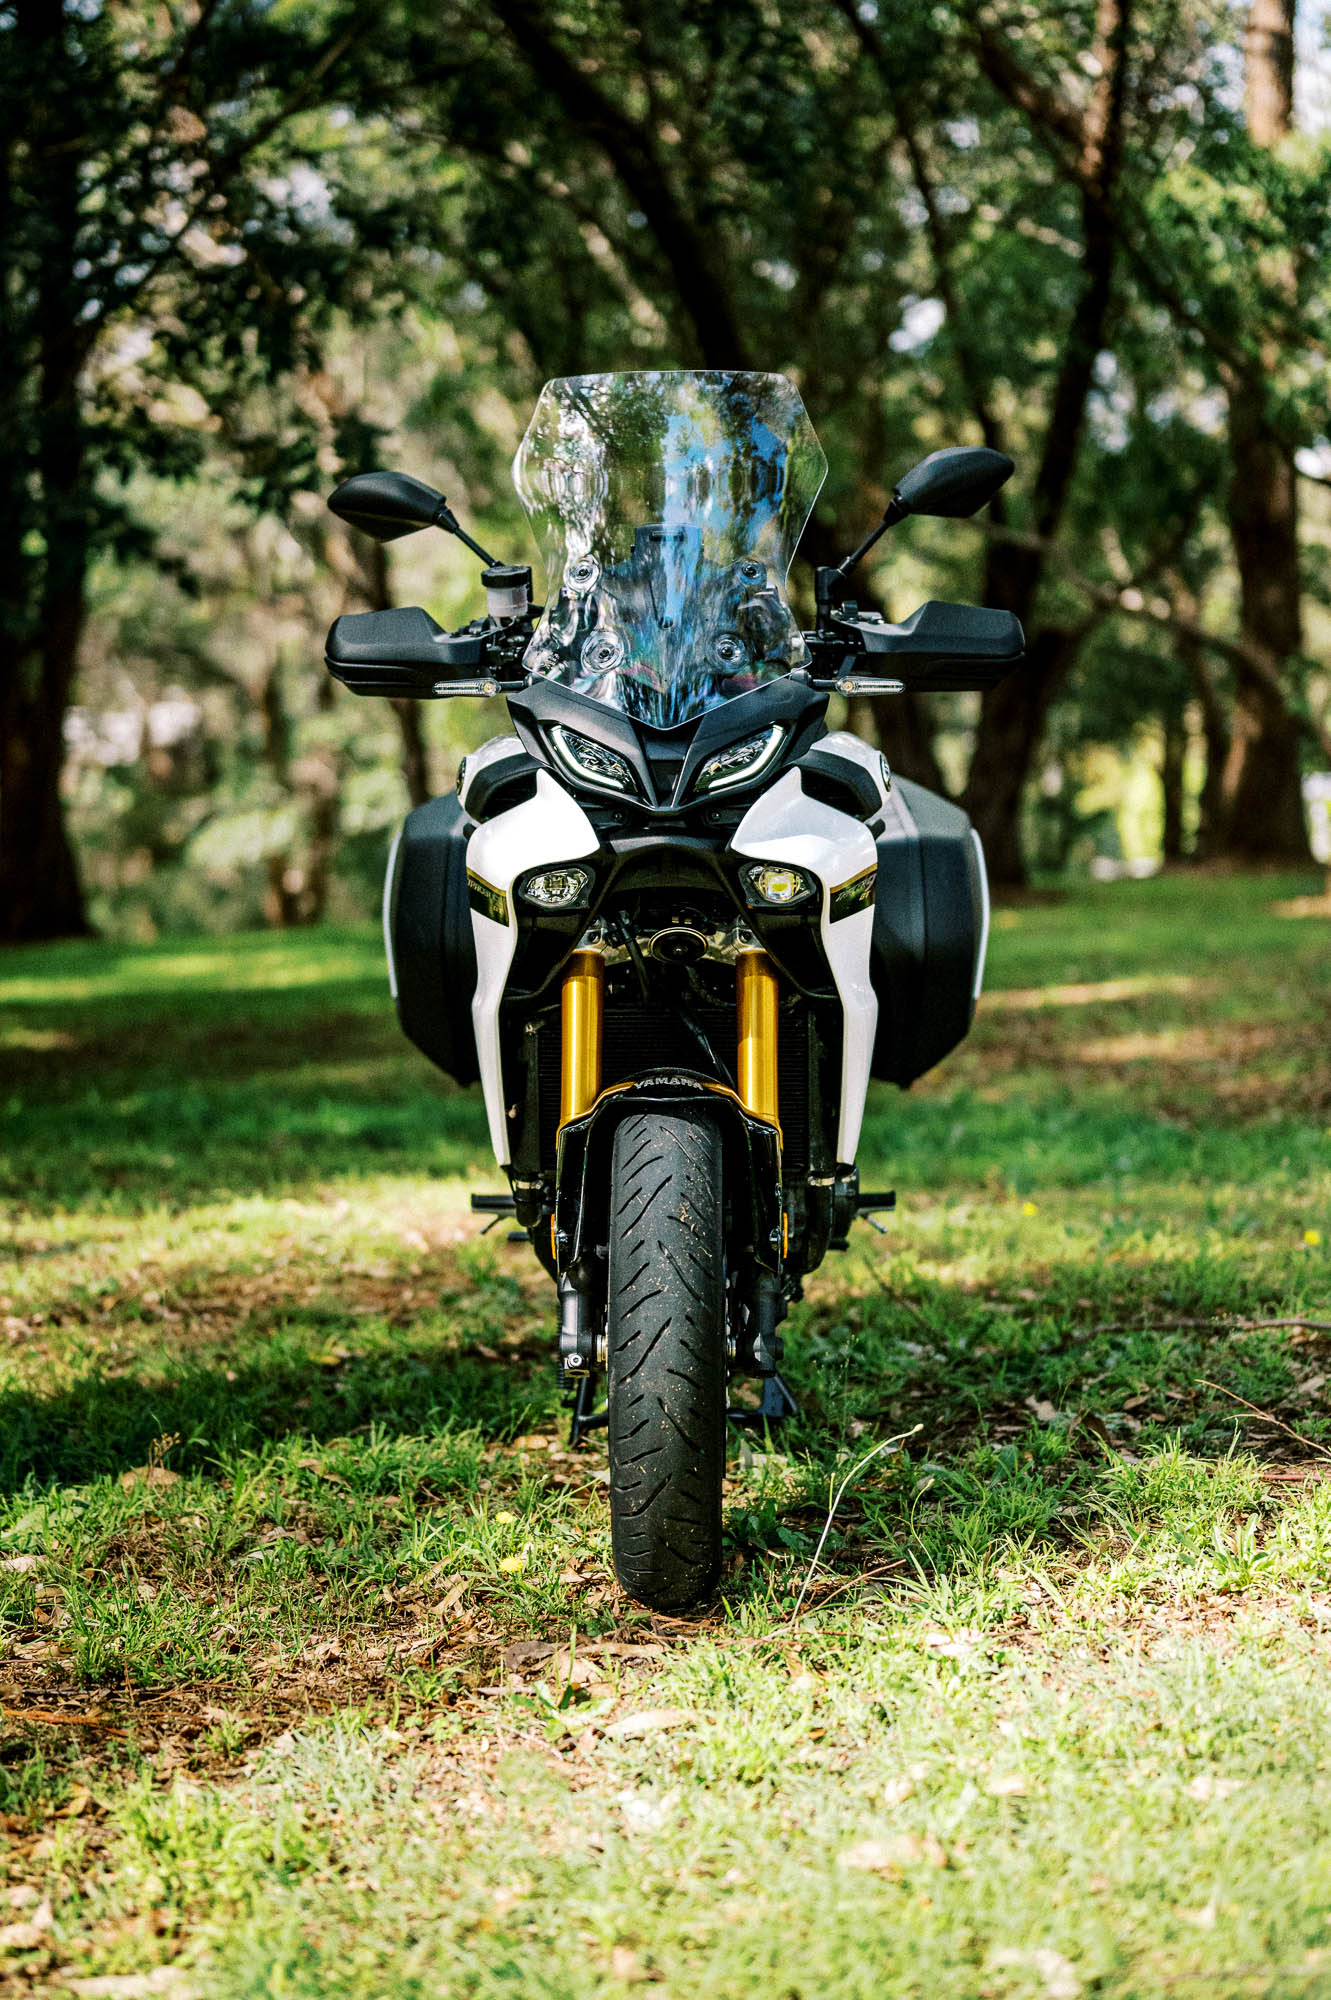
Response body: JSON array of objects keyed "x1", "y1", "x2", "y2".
[{"x1": 606, "y1": 1110, "x2": 725, "y2": 1608}]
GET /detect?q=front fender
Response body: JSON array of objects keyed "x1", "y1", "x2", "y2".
[{"x1": 553, "y1": 1072, "x2": 783, "y2": 1276}]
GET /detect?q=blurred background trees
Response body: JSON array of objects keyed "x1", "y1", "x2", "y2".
[{"x1": 3, "y1": 0, "x2": 1328, "y2": 941}]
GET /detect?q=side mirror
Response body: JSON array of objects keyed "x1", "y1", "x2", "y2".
[
  {"x1": 893, "y1": 446, "x2": 1013, "y2": 521},
  {"x1": 328, "y1": 470, "x2": 450, "y2": 543}
]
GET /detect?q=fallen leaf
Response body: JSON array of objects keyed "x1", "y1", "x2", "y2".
[
  {"x1": 1024, "y1": 1396, "x2": 1060, "y2": 1423},
  {"x1": 616, "y1": 1786, "x2": 679, "y2": 1832},
  {"x1": 0, "y1": 1898, "x2": 51, "y2": 1948},
  {"x1": 989, "y1": 1945, "x2": 1081, "y2": 1998},
  {"x1": 58, "y1": 1783, "x2": 94, "y2": 1816},
  {"x1": 603, "y1": 1708, "x2": 694, "y2": 1739},
  {"x1": 988, "y1": 1773, "x2": 1029, "y2": 1797},
  {"x1": 838, "y1": 1834, "x2": 924, "y2": 1874},
  {"x1": 67, "y1": 1972, "x2": 197, "y2": 1999},
  {"x1": 0, "y1": 1554, "x2": 38, "y2": 1574},
  {"x1": 120, "y1": 1466, "x2": 180, "y2": 1490},
  {"x1": 1186, "y1": 1774, "x2": 1242, "y2": 1803},
  {"x1": 309, "y1": 1345, "x2": 350, "y2": 1368}
]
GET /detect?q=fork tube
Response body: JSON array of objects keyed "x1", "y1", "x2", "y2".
[
  {"x1": 560, "y1": 951, "x2": 604, "y2": 1125},
  {"x1": 736, "y1": 949, "x2": 779, "y2": 1125}
]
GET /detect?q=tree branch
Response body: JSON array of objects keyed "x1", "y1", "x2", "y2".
[{"x1": 983, "y1": 522, "x2": 1331, "y2": 762}]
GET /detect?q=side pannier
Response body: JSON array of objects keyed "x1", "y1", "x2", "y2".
[
  {"x1": 384, "y1": 793, "x2": 480, "y2": 1084},
  {"x1": 870, "y1": 776, "x2": 989, "y2": 1087}
]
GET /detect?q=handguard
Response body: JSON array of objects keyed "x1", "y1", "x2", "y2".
[
  {"x1": 809, "y1": 599, "x2": 1025, "y2": 694},
  {"x1": 324, "y1": 606, "x2": 528, "y2": 697}
]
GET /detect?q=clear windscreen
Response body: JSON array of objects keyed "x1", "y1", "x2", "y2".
[{"x1": 513, "y1": 371, "x2": 827, "y2": 728}]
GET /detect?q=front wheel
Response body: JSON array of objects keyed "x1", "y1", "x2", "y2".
[{"x1": 606, "y1": 1110, "x2": 727, "y2": 1609}]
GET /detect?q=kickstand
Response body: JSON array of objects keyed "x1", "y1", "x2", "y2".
[
  {"x1": 566, "y1": 1372, "x2": 609, "y2": 1450},
  {"x1": 728, "y1": 1372, "x2": 799, "y2": 1431}
]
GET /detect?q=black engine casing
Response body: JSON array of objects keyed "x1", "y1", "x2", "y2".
[{"x1": 870, "y1": 776, "x2": 987, "y2": 1087}]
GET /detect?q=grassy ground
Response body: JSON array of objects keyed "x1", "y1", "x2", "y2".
[{"x1": 2, "y1": 870, "x2": 1330, "y2": 1999}]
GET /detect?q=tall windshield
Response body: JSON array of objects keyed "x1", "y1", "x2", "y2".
[{"x1": 513, "y1": 371, "x2": 826, "y2": 727}]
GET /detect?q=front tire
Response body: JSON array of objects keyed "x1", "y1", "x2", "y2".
[{"x1": 606, "y1": 1110, "x2": 727, "y2": 1609}]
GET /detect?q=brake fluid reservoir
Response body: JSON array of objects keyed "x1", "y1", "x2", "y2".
[{"x1": 483, "y1": 564, "x2": 532, "y2": 621}]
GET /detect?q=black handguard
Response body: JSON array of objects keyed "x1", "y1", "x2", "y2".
[
  {"x1": 807, "y1": 599, "x2": 1025, "y2": 694},
  {"x1": 324, "y1": 606, "x2": 530, "y2": 697}
]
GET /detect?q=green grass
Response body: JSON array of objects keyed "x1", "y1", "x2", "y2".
[{"x1": 2, "y1": 872, "x2": 1330, "y2": 1997}]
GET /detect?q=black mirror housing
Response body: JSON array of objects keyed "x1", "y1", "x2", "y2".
[
  {"x1": 328, "y1": 470, "x2": 448, "y2": 543},
  {"x1": 893, "y1": 446, "x2": 1013, "y2": 520}
]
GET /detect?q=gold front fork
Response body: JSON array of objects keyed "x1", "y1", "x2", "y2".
[
  {"x1": 736, "y1": 949, "x2": 779, "y2": 1126},
  {"x1": 559, "y1": 950, "x2": 605, "y2": 1126}
]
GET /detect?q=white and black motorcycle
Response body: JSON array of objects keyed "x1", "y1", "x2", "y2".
[{"x1": 324, "y1": 371, "x2": 1023, "y2": 1609}]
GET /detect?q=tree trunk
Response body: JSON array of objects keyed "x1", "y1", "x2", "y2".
[
  {"x1": 960, "y1": 0, "x2": 1132, "y2": 883},
  {"x1": 391, "y1": 699, "x2": 433, "y2": 808},
  {"x1": 0, "y1": 0, "x2": 91, "y2": 941},
  {"x1": 1214, "y1": 0, "x2": 1309, "y2": 863},
  {"x1": 1161, "y1": 709, "x2": 1185, "y2": 863},
  {"x1": 961, "y1": 626, "x2": 1081, "y2": 884},
  {"x1": 0, "y1": 678, "x2": 90, "y2": 941}
]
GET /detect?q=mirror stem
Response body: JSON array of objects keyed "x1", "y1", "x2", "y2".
[
  {"x1": 434, "y1": 501, "x2": 497, "y2": 568},
  {"x1": 836, "y1": 494, "x2": 908, "y2": 581}
]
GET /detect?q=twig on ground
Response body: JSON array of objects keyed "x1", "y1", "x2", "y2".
[
  {"x1": 789, "y1": 1426, "x2": 922, "y2": 1624},
  {"x1": 1076, "y1": 1317, "x2": 1331, "y2": 1339},
  {"x1": 1199, "y1": 1378, "x2": 1331, "y2": 1462}
]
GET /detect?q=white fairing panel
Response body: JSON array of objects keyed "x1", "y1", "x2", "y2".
[
  {"x1": 458, "y1": 733, "x2": 524, "y2": 815},
  {"x1": 971, "y1": 827, "x2": 991, "y2": 1002},
  {"x1": 382, "y1": 824, "x2": 403, "y2": 1002},
  {"x1": 468, "y1": 772, "x2": 598, "y2": 1164},
  {"x1": 732, "y1": 768, "x2": 879, "y2": 1164}
]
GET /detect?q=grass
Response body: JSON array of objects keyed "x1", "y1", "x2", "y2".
[{"x1": 1, "y1": 869, "x2": 1330, "y2": 1998}]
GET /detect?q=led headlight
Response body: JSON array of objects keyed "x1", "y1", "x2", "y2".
[
  {"x1": 743, "y1": 862, "x2": 816, "y2": 907},
  {"x1": 693, "y1": 725, "x2": 785, "y2": 797},
  {"x1": 518, "y1": 866, "x2": 592, "y2": 910},
  {"x1": 548, "y1": 725, "x2": 638, "y2": 796}
]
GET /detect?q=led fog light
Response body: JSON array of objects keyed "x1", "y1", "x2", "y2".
[
  {"x1": 519, "y1": 866, "x2": 592, "y2": 909},
  {"x1": 743, "y1": 862, "x2": 815, "y2": 907}
]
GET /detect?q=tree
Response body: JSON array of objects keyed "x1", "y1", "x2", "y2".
[
  {"x1": 1217, "y1": 0, "x2": 1309, "y2": 859},
  {"x1": 0, "y1": 0, "x2": 433, "y2": 941}
]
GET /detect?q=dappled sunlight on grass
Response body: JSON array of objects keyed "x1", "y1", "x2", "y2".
[{"x1": 2, "y1": 873, "x2": 1331, "y2": 1996}]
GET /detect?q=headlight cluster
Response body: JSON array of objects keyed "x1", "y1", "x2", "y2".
[
  {"x1": 548, "y1": 725, "x2": 638, "y2": 796},
  {"x1": 693, "y1": 725, "x2": 785, "y2": 796}
]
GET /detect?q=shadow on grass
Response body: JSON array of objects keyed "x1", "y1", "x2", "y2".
[
  {"x1": 0, "y1": 1338, "x2": 555, "y2": 1493},
  {"x1": 5, "y1": 1257, "x2": 1323, "y2": 1501}
]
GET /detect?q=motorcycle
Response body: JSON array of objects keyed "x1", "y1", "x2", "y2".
[{"x1": 323, "y1": 370, "x2": 1023, "y2": 1610}]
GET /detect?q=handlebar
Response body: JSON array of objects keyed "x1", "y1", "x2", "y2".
[{"x1": 324, "y1": 599, "x2": 1025, "y2": 701}]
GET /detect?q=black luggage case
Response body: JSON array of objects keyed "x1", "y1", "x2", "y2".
[
  {"x1": 870, "y1": 776, "x2": 988, "y2": 1087},
  {"x1": 384, "y1": 792, "x2": 480, "y2": 1084}
]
